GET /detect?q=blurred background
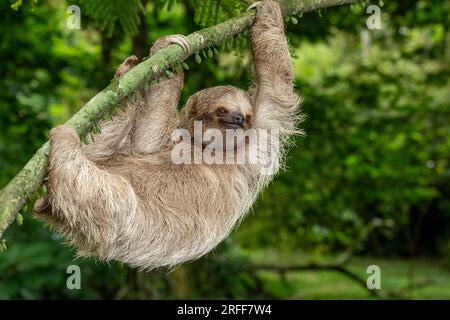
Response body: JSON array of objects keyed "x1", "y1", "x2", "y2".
[{"x1": 0, "y1": 0, "x2": 449, "y2": 299}]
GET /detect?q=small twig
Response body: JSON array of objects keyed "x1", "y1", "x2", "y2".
[
  {"x1": 252, "y1": 263, "x2": 380, "y2": 297},
  {"x1": 336, "y1": 217, "x2": 393, "y2": 265},
  {"x1": 247, "y1": 217, "x2": 396, "y2": 298}
]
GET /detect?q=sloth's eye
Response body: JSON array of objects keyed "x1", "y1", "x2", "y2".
[{"x1": 216, "y1": 108, "x2": 228, "y2": 115}]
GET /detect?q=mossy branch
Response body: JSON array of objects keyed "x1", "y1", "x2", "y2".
[{"x1": 0, "y1": 0, "x2": 356, "y2": 239}]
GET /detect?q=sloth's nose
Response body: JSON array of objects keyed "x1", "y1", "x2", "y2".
[{"x1": 233, "y1": 113, "x2": 245, "y2": 125}]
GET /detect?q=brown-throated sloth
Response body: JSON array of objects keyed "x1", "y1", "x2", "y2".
[{"x1": 33, "y1": 0, "x2": 301, "y2": 270}]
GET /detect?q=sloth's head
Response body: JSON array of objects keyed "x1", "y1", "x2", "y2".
[{"x1": 184, "y1": 85, "x2": 254, "y2": 134}]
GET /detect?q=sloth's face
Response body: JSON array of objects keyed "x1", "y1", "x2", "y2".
[
  {"x1": 211, "y1": 96, "x2": 253, "y2": 131},
  {"x1": 186, "y1": 86, "x2": 254, "y2": 134}
]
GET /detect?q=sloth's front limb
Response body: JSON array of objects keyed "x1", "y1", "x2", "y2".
[
  {"x1": 132, "y1": 35, "x2": 191, "y2": 155},
  {"x1": 249, "y1": 0, "x2": 300, "y2": 132},
  {"x1": 82, "y1": 56, "x2": 139, "y2": 163}
]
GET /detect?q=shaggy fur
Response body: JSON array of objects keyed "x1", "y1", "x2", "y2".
[{"x1": 33, "y1": 0, "x2": 301, "y2": 270}]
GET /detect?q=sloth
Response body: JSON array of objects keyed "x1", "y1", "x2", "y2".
[{"x1": 33, "y1": 0, "x2": 301, "y2": 270}]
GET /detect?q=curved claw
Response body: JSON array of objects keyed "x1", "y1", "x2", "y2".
[
  {"x1": 247, "y1": 1, "x2": 261, "y2": 11},
  {"x1": 166, "y1": 34, "x2": 192, "y2": 54},
  {"x1": 114, "y1": 55, "x2": 138, "y2": 79}
]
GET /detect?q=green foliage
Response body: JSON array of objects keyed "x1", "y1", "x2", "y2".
[
  {"x1": 77, "y1": 0, "x2": 144, "y2": 36},
  {"x1": 10, "y1": 0, "x2": 38, "y2": 11},
  {"x1": 192, "y1": 0, "x2": 247, "y2": 27}
]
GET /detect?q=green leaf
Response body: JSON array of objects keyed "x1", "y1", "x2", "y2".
[
  {"x1": 10, "y1": 0, "x2": 23, "y2": 11},
  {"x1": 0, "y1": 239, "x2": 7, "y2": 252},
  {"x1": 195, "y1": 53, "x2": 202, "y2": 64},
  {"x1": 166, "y1": 70, "x2": 174, "y2": 78},
  {"x1": 16, "y1": 213, "x2": 24, "y2": 226},
  {"x1": 79, "y1": 0, "x2": 144, "y2": 37}
]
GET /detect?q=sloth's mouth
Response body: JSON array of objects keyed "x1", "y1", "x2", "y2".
[{"x1": 221, "y1": 121, "x2": 244, "y2": 129}]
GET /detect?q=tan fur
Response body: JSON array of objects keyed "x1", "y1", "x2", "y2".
[{"x1": 33, "y1": 0, "x2": 301, "y2": 270}]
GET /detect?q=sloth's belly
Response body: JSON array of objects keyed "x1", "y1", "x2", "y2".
[
  {"x1": 100, "y1": 159, "x2": 257, "y2": 268},
  {"x1": 141, "y1": 165, "x2": 247, "y2": 214},
  {"x1": 105, "y1": 157, "x2": 254, "y2": 221}
]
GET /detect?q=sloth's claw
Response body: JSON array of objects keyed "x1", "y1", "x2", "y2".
[
  {"x1": 115, "y1": 55, "x2": 138, "y2": 79},
  {"x1": 166, "y1": 34, "x2": 191, "y2": 54},
  {"x1": 247, "y1": 1, "x2": 261, "y2": 11}
]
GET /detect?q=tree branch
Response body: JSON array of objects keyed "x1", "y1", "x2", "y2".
[
  {"x1": 252, "y1": 263, "x2": 381, "y2": 297},
  {"x1": 0, "y1": 0, "x2": 357, "y2": 239},
  {"x1": 248, "y1": 218, "x2": 395, "y2": 299}
]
